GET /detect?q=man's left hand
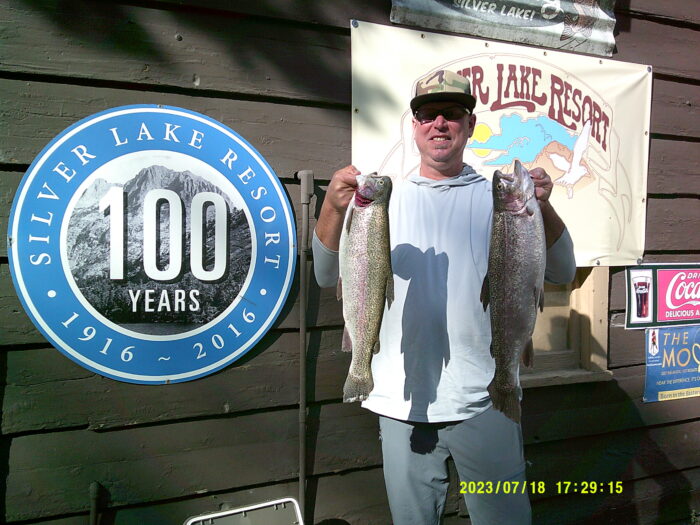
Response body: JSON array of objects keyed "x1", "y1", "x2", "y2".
[{"x1": 530, "y1": 167, "x2": 553, "y2": 203}]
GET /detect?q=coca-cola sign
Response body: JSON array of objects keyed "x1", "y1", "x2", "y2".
[{"x1": 626, "y1": 265, "x2": 700, "y2": 329}]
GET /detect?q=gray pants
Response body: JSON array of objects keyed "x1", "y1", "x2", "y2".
[{"x1": 379, "y1": 407, "x2": 532, "y2": 525}]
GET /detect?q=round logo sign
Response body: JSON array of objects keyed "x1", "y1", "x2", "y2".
[{"x1": 8, "y1": 105, "x2": 296, "y2": 384}]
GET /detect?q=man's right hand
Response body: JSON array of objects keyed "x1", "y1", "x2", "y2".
[
  {"x1": 315, "y1": 165, "x2": 361, "y2": 251},
  {"x1": 326, "y1": 165, "x2": 360, "y2": 213}
]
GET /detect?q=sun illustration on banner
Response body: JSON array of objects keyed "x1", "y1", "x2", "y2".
[{"x1": 470, "y1": 123, "x2": 495, "y2": 158}]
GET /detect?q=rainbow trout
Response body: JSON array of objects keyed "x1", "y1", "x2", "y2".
[
  {"x1": 480, "y1": 160, "x2": 545, "y2": 423},
  {"x1": 338, "y1": 174, "x2": 393, "y2": 403}
]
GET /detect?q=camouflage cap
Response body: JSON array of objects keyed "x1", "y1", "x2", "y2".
[{"x1": 410, "y1": 69, "x2": 477, "y2": 113}]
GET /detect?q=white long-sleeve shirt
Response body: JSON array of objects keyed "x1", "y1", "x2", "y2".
[{"x1": 313, "y1": 165, "x2": 576, "y2": 422}]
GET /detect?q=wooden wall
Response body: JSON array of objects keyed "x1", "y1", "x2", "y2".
[{"x1": 1, "y1": 1, "x2": 698, "y2": 523}]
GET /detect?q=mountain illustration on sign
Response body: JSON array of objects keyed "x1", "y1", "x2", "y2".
[
  {"x1": 66, "y1": 165, "x2": 252, "y2": 336},
  {"x1": 468, "y1": 115, "x2": 594, "y2": 198},
  {"x1": 548, "y1": 120, "x2": 592, "y2": 198}
]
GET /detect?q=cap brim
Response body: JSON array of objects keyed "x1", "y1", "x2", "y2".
[{"x1": 410, "y1": 92, "x2": 477, "y2": 113}]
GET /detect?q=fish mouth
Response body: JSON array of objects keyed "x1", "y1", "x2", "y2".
[
  {"x1": 354, "y1": 174, "x2": 391, "y2": 208},
  {"x1": 355, "y1": 190, "x2": 373, "y2": 207},
  {"x1": 355, "y1": 176, "x2": 379, "y2": 206}
]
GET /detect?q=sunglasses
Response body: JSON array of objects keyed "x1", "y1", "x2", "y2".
[{"x1": 413, "y1": 106, "x2": 470, "y2": 124}]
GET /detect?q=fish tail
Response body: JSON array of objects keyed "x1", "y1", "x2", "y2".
[
  {"x1": 488, "y1": 380, "x2": 522, "y2": 423},
  {"x1": 343, "y1": 372, "x2": 374, "y2": 403}
]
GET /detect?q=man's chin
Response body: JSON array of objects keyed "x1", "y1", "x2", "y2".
[{"x1": 428, "y1": 151, "x2": 454, "y2": 163}]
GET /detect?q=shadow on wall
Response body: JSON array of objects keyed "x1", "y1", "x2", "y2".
[
  {"x1": 10, "y1": 0, "x2": 391, "y2": 115},
  {"x1": 18, "y1": 0, "x2": 167, "y2": 60},
  {"x1": 14, "y1": 0, "x2": 394, "y2": 126}
]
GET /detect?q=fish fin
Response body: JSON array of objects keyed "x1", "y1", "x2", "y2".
[
  {"x1": 336, "y1": 276, "x2": 343, "y2": 301},
  {"x1": 341, "y1": 326, "x2": 352, "y2": 353},
  {"x1": 344, "y1": 201, "x2": 355, "y2": 234},
  {"x1": 526, "y1": 199, "x2": 538, "y2": 216},
  {"x1": 488, "y1": 380, "x2": 521, "y2": 424},
  {"x1": 343, "y1": 372, "x2": 374, "y2": 403},
  {"x1": 480, "y1": 275, "x2": 490, "y2": 311},
  {"x1": 522, "y1": 339, "x2": 534, "y2": 368},
  {"x1": 537, "y1": 287, "x2": 545, "y2": 312},
  {"x1": 372, "y1": 340, "x2": 380, "y2": 355},
  {"x1": 385, "y1": 275, "x2": 394, "y2": 309}
]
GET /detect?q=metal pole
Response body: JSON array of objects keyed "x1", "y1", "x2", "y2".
[
  {"x1": 296, "y1": 170, "x2": 314, "y2": 522},
  {"x1": 89, "y1": 481, "x2": 101, "y2": 525}
]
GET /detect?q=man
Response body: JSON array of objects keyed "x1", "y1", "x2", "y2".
[{"x1": 313, "y1": 70, "x2": 576, "y2": 525}]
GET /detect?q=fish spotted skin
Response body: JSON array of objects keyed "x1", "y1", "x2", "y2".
[
  {"x1": 480, "y1": 160, "x2": 545, "y2": 423},
  {"x1": 338, "y1": 174, "x2": 394, "y2": 403}
]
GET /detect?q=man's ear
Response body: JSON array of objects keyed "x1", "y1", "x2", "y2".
[{"x1": 467, "y1": 114, "x2": 477, "y2": 138}]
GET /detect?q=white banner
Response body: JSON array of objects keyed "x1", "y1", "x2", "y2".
[{"x1": 351, "y1": 21, "x2": 652, "y2": 267}]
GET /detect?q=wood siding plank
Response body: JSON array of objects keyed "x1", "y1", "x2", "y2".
[
  {"x1": 647, "y1": 138, "x2": 700, "y2": 195},
  {"x1": 608, "y1": 321, "x2": 645, "y2": 368},
  {"x1": 148, "y1": 0, "x2": 392, "y2": 28},
  {"x1": 645, "y1": 197, "x2": 700, "y2": 252},
  {"x1": 621, "y1": 0, "x2": 700, "y2": 25},
  {"x1": 0, "y1": 264, "x2": 46, "y2": 345},
  {"x1": 0, "y1": 172, "x2": 23, "y2": 252},
  {"x1": 112, "y1": 468, "x2": 393, "y2": 525},
  {"x1": 650, "y1": 79, "x2": 700, "y2": 139}
]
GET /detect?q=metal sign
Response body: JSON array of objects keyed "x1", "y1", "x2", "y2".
[
  {"x1": 644, "y1": 326, "x2": 700, "y2": 403},
  {"x1": 8, "y1": 105, "x2": 296, "y2": 384},
  {"x1": 626, "y1": 264, "x2": 700, "y2": 329},
  {"x1": 390, "y1": 0, "x2": 617, "y2": 57}
]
